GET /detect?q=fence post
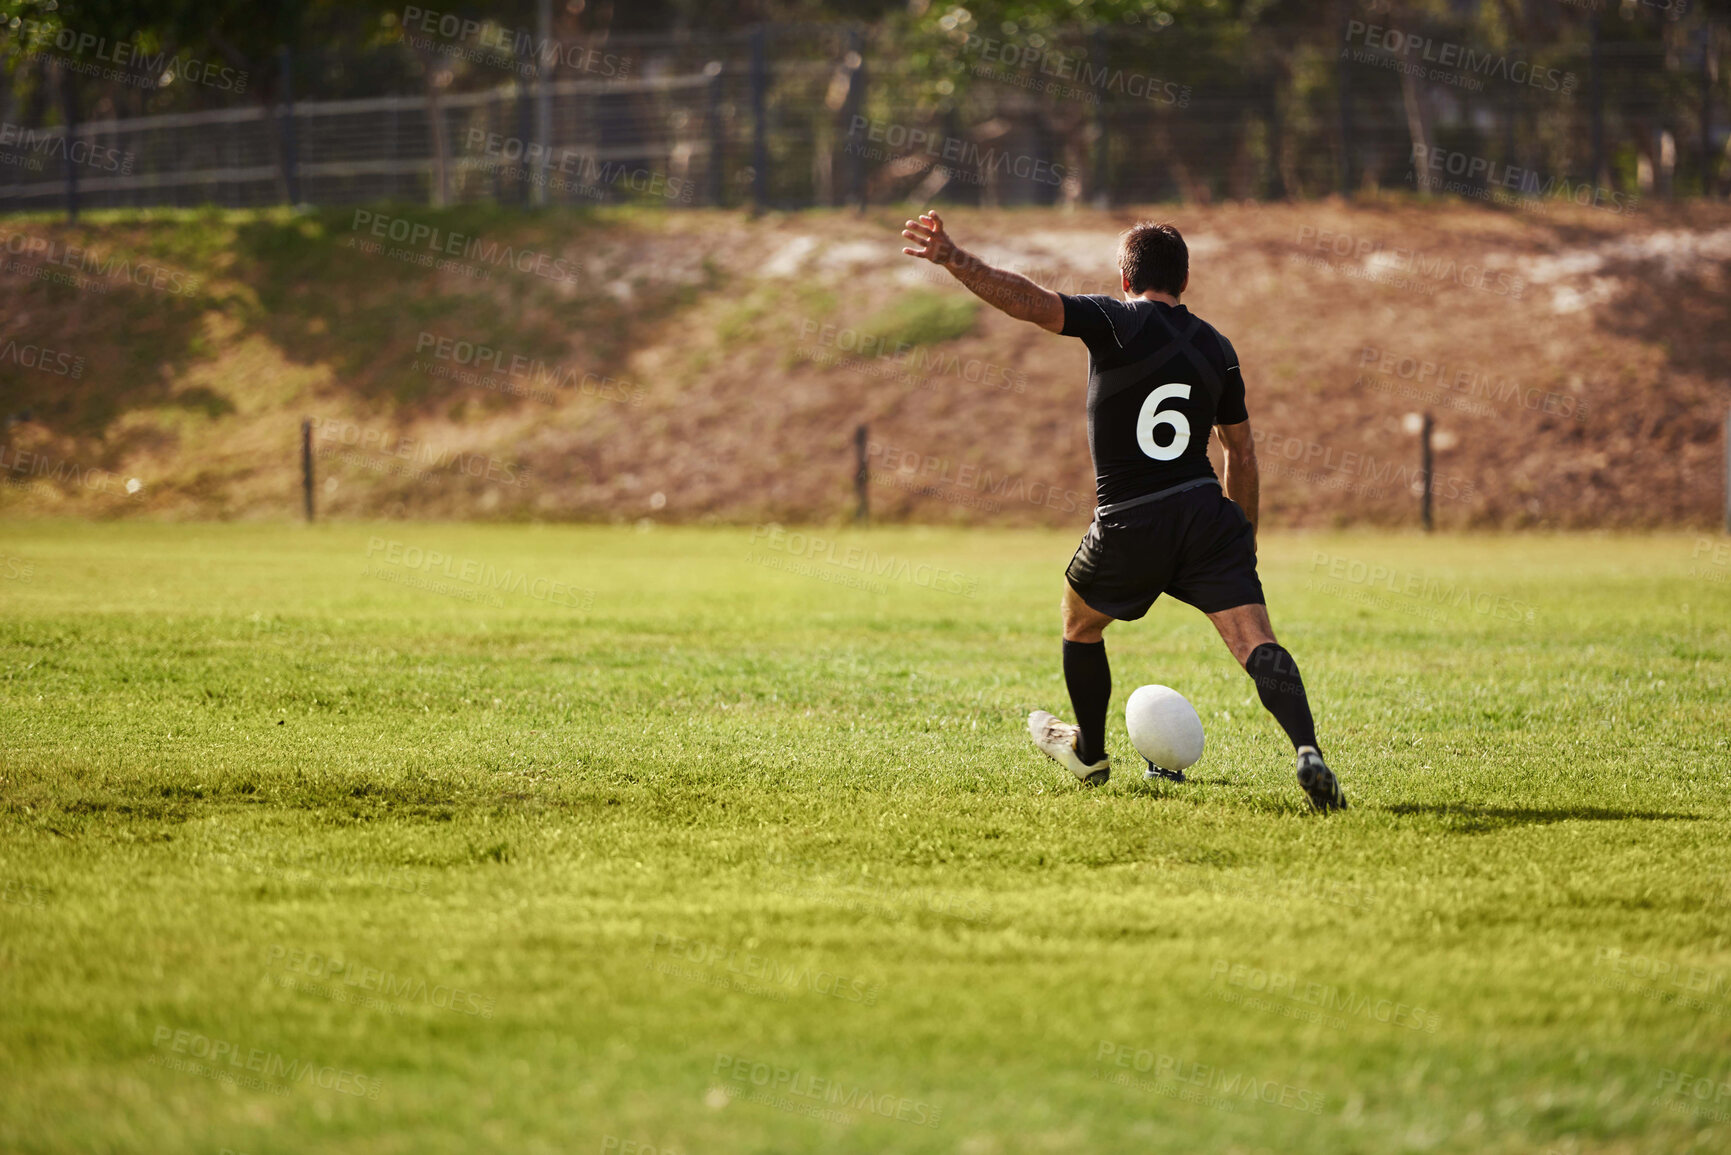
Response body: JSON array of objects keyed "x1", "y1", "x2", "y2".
[
  {"x1": 515, "y1": 65, "x2": 534, "y2": 205},
  {"x1": 1089, "y1": 26, "x2": 1109, "y2": 205},
  {"x1": 491, "y1": 96, "x2": 507, "y2": 203},
  {"x1": 704, "y1": 61, "x2": 726, "y2": 207},
  {"x1": 278, "y1": 45, "x2": 301, "y2": 205},
  {"x1": 1264, "y1": 69, "x2": 1285, "y2": 201},
  {"x1": 1420, "y1": 412, "x2": 1434, "y2": 533},
  {"x1": 58, "y1": 59, "x2": 79, "y2": 222},
  {"x1": 1703, "y1": 19, "x2": 1717, "y2": 197},
  {"x1": 1336, "y1": 6, "x2": 1354, "y2": 195},
  {"x1": 301, "y1": 418, "x2": 315, "y2": 522},
  {"x1": 840, "y1": 25, "x2": 866, "y2": 210},
  {"x1": 426, "y1": 75, "x2": 449, "y2": 207},
  {"x1": 750, "y1": 25, "x2": 769, "y2": 212},
  {"x1": 1589, "y1": 18, "x2": 1605, "y2": 186},
  {"x1": 513, "y1": 13, "x2": 538, "y2": 207},
  {"x1": 854, "y1": 424, "x2": 869, "y2": 524},
  {"x1": 533, "y1": 0, "x2": 552, "y2": 207}
]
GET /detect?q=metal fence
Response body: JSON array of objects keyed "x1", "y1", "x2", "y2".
[{"x1": 0, "y1": 15, "x2": 1722, "y2": 214}]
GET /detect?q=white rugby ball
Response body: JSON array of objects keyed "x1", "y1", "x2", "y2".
[{"x1": 1125, "y1": 684, "x2": 1205, "y2": 772}]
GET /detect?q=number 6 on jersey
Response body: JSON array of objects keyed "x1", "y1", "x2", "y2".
[{"x1": 1136, "y1": 383, "x2": 1192, "y2": 461}]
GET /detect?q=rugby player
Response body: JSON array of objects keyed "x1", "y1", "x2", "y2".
[{"x1": 900, "y1": 212, "x2": 1346, "y2": 812}]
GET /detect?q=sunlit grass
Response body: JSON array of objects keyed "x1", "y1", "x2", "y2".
[{"x1": 1, "y1": 523, "x2": 1727, "y2": 1154}]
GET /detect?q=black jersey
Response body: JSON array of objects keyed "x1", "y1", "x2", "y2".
[{"x1": 1058, "y1": 294, "x2": 1248, "y2": 510}]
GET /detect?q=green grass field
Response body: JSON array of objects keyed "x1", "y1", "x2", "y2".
[{"x1": 2, "y1": 522, "x2": 1728, "y2": 1154}]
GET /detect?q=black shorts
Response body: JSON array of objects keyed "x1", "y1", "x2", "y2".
[{"x1": 1064, "y1": 482, "x2": 1264, "y2": 620}]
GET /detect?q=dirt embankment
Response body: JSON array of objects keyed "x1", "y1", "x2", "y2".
[{"x1": 2, "y1": 199, "x2": 1727, "y2": 528}]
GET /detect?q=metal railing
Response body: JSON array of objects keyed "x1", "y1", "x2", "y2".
[{"x1": 0, "y1": 19, "x2": 1721, "y2": 214}]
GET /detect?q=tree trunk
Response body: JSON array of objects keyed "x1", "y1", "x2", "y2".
[{"x1": 1400, "y1": 65, "x2": 1435, "y2": 195}]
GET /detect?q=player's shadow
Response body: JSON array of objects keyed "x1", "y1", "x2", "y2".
[
  {"x1": 1383, "y1": 803, "x2": 1702, "y2": 835},
  {"x1": 1121, "y1": 775, "x2": 1234, "y2": 795}
]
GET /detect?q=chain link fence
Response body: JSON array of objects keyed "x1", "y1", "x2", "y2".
[{"x1": 0, "y1": 14, "x2": 1722, "y2": 214}]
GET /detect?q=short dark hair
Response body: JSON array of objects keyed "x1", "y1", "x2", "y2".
[{"x1": 1118, "y1": 222, "x2": 1188, "y2": 297}]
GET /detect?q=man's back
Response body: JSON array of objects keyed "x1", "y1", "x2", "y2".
[
  {"x1": 897, "y1": 211, "x2": 1346, "y2": 812},
  {"x1": 1058, "y1": 294, "x2": 1247, "y2": 511}
]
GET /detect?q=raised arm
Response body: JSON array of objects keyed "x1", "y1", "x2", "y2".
[
  {"x1": 901, "y1": 211, "x2": 1065, "y2": 333},
  {"x1": 1216, "y1": 419, "x2": 1260, "y2": 535}
]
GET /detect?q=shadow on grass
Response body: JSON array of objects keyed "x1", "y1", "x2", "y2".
[
  {"x1": 1117, "y1": 776, "x2": 1309, "y2": 818},
  {"x1": 1383, "y1": 802, "x2": 1702, "y2": 833}
]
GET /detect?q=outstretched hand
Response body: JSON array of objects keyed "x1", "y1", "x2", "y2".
[
  {"x1": 897, "y1": 209, "x2": 1063, "y2": 331},
  {"x1": 901, "y1": 212, "x2": 959, "y2": 266}
]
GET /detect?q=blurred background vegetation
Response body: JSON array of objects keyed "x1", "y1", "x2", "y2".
[{"x1": 1, "y1": 0, "x2": 1724, "y2": 211}]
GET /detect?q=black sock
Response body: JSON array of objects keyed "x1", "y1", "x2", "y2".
[
  {"x1": 1062, "y1": 639, "x2": 1111, "y2": 764},
  {"x1": 1244, "y1": 642, "x2": 1319, "y2": 753}
]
